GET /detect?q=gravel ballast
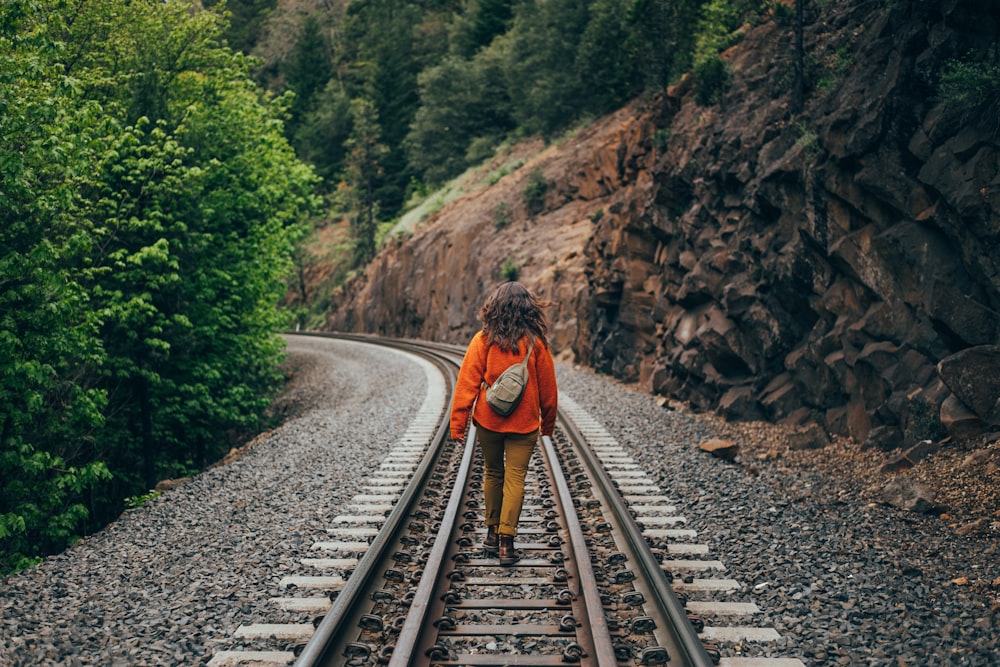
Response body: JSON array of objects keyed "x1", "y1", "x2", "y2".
[
  {"x1": 557, "y1": 366, "x2": 999, "y2": 667},
  {"x1": 1, "y1": 337, "x2": 997, "y2": 666}
]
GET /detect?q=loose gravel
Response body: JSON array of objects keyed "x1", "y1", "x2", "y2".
[
  {"x1": 1, "y1": 340, "x2": 997, "y2": 667},
  {"x1": 557, "y1": 365, "x2": 999, "y2": 667}
]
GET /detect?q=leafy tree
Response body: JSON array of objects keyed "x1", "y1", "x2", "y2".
[
  {"x1": 293, "y1": 80, "x2": 355, "y2": 183},
  {"x1": 1, "y1": 0, "x2": 317, "y2": 573},
  {"x1": 501, "y1": 0, "x2": 591, "y2": 136},
  {"x1": 0, "y1": 0, "x2": 112, "y2": 572},
  {"x1": 575, "y1": 0, "x2": 644, "y2": 114},
  {"x1": 342, "y1": 0, "x2": 430, "y2": 212},
  {"x1": 204, "y1": 0, "x2": 280, "y2": 54},
  {"x1": 628, "y1": 0, "x2": 704, "y2": 93}
]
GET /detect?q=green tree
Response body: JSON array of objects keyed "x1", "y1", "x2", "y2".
[
  {"x1": 341, "y1": 98, "x2": 388, "y2": 266},
  {"x1": 501, "y1": 0, "x2": 591, "y2": 136},
  {"x1": 449, "y1": 0, "x2": 515, "y2": 58},
  {"x1": 293, "y1": 80, "x2": 354, "y2": 183},
  {"x1": 1, "y1": 0, "x2": 317, "y2": 573},
  {"x1": 283, "y1": 15, "x2": 333, "y2": 139},
  {"x1": 404, "y1": 50, "x2": 515, "y2": 185},
  {"x1": 0, "y1": 0, "x2": 112, "y2": 572},
  {"x1": 575, "y1": 0, "x2": 644, "y2": 114},
  {"x1": 204, "y1": 0, "x2": 280, "y2": 54},
  {"x1": 343, "y1": 0, "x2": 429, "y2": 213},
  {"x1": 628, "y1": 0, "x2": 704, "y2": 94}
]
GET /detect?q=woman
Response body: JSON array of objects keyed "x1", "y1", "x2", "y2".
[{"x1": 450, "y1": 282, "x2": 558, "y2": 565}]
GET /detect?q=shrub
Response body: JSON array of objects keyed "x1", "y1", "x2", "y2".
[
  {"x1": 493, "y1": 202, "x2": 512, "y2": 229},
  {"x1": 939, "y1": 57, "x2": 1000, "y2": 134},
  {"x1": 694, "y1": 54, "x2": 729, "y2": 106},
  {"x1": 501, "y1": 258, "x2": 520, "y2": 282},
  {"x1": 523, "y1": 167, "x2": 548, "y2": 216}
]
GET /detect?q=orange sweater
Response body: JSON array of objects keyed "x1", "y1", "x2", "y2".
[{"x1": 450, "y1": 331, "x2": 558, "y2": 439}]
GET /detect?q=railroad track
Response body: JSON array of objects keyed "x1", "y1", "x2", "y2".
[{"x1": 207, "y1": 335, "x2": 804, "y2": 667}]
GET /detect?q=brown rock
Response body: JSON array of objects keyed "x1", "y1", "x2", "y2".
[
  {"x1": 863, "y1": 425, "x2": 903, "y2": 451},
  {"x1": 154, "y1": 477, "x2": 190, "y2": 492},
  {"x1": 880, "y1": 452, "x2": 912, "y2": 474},
  {"x1": 882, "y1": 475, "x2": 936, "y2": 514},
  {"x1": 955, "y1": 519, "x2": 988, "y2": 537},
  {"x1": 786, "y1": 423, "x2": 831, "y2": 451},
  {"x1": 962, "y1": 449, "x2": 991, "y2": 468},
  {"x1": 699, "y1": 438, "x2": 739, "y2": 461},
  {"x1": 938, "y1": 346, "x2": 1000, "y2": 424},
  {"x1": 939, "y1": 394, "x2": 986, "y2": 439}
]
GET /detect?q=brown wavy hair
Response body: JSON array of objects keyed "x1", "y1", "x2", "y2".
[{"x1": 479, "y1": 282, "x2": 550, "y2": 353}]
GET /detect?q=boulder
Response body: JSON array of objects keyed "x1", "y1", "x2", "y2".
[
  {"x1": 699, "y1": 438, "x2": 740, "y2": 461},
  {"x1": 938, "y1": 346, "x2": 1000, "y2": 425},
  {"x1": 882, "y1": 475, "x2": 937, "y2": 514},
  {"x1": 786, "y1": 423, "x2": 831, "y2": 450},
  {"x1": 863, "y1": 424, "x2": 903, "y2": 451},
  {"x1": 939, "y1": 393, "x2": 986, "y2": 439}
]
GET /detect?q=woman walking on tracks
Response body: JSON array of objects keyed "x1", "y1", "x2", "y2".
[{"x1": 451, "y1": 282, "x2": 558, "y2": 565}]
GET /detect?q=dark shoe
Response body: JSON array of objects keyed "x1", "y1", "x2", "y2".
[
  {"x1": 498, "y1": 534, "x2": 520, "y2": 566},
  {"x1": 483, "y1": 524, "x2": 498, "y2": 554}
]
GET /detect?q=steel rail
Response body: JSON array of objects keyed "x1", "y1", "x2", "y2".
[
  {"x1": 538, "y1": 434, "x2": 618, "y2": 665},
  {"x1": 294, "y1": 338, "x2": 457, "y2": 667},
  {"x1": 557, "y1": 415, "x2": 716, "y2": 667},
  {"x1": 385, "y1": 425, "x2": 478, "y2": 667}
]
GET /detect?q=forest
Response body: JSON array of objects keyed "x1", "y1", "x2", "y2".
[{"x1": 10, "y1": 0, "x2": 995, "y2": 574}]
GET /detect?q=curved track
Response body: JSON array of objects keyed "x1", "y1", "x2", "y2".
[{"x1": 207, "y1": 334, "x2": 804, "y2": 667}]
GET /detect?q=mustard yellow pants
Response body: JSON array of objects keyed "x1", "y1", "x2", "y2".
[{"x1": 475, "y1": 424, "x2": 538, "y2": 537}]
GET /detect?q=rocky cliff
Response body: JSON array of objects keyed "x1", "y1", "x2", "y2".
[{"x1": 324, "y1": 0, "x2": 1000, "y2": 447}]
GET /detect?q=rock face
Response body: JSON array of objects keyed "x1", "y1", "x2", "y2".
[{"x1": 324, "y1": 0, "x2": 1000, "y2": 443}]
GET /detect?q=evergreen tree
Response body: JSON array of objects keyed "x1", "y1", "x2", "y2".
[
  {"x1": 405, "y1": 50, "x2": 514, "y2": 185},
  {"x1": 283, "y1": 15, "x2": 334, "y2": 139},
  {"x1": 450, "y1": 0, "x2": 515, "y2": 57},
  {"x1": 502, "y1": 0, "x2": 591, "y2": 136},
  {"x1": 341, "y1": 98, "x2": 388, "y2": 266}
]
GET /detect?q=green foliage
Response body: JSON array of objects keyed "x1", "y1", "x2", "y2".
[
  {"x1": 124, "y1": 490, "x2": 162, "y2": 509},
  {"x1": 213, "y1": 0, "x2": 788, "y2": 241},
  {"x1": 283, "y1": 16, "x2": 334, "y2": 139},
  {"x1": 794, "y1": 121, "x2": 821, "y2": 157},
  {"x1": 342, "y1": 98, "x2": 389, "y2": 266},
  {"x1": 493, "y1": 202, "x2": 512, "y2": 229},
  {"x1": 938, "y1": 57, "x2": 1000, "y2": 134},
  {"x1": 0, "y1": 0, "x2": 317, "y2": 574},
  {"x1": 939, "y1": 58, "x2": 1000, "y2": 107},
  {"x1": 405, "y1": 52, "x2": 515, "y2": 186},
  {"x1": 501, "y1": 258, "x2": 521, "y2": 281},
  {"x1": 293, "y1": 82, "x2": 354, "y2": 183},
  {"x1": 204, "y1": 0, "x2": 279, "y2": 53},
  {"x1": 523, "y1": 167, "x2": 549, "y2": 217},
  {"x1": 694, "y1": 54, "x2": 730, "y2": 106},
  {"x1": 450, "y1": 0, "x2": 516, "y2": 58}
]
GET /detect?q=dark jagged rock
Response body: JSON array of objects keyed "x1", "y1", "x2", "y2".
[{"x1": 938, "y1": 346, "x2": 1000, "y2": 425}]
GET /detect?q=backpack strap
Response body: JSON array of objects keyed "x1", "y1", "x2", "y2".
[
  {"x1": 481, "y1": 337, "x2": 535, "y2": 390},
  {"x1": 520, "y1": 337, "x2": 535, "y2": 368}
]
